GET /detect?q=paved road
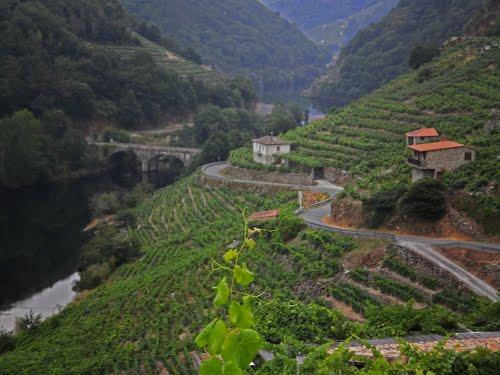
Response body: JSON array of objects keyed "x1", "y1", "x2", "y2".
[
  {"x1": 202, "y1": 162, "x2": 499, "y2": 300},
  {"x1": 202, "y1": 162, "x2": 344, "y2": 194}
]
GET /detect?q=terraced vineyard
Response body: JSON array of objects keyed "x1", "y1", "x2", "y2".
[
  {"x1": 1, "y1": 173, "x2": 497, "y2": 373},
  {"x1": 231, "y1": 37, "x2": 499, "y2": 192},
  {"x1": 284, "y1": 38, "x2": 499, "y2": 189},
  {"x1": 92, "y1": 34, "x2": 223, "y2": 86}
]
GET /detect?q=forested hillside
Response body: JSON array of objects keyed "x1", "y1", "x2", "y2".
[
  {"x1": 0, "y1": 0, "x2": 254, "y2": 188},
  {"x1": 261, "y1": 0, "x2": 398, "y2": 51},
  {"x1": 122, "y1": 0, "x2": 330, "y2": 100},
  {"x1": 232, "y1": 36, "x2": 500, "y2": 233},
  {"x1": 307, "y1": 0, "x2": 489, "y2": 109}
]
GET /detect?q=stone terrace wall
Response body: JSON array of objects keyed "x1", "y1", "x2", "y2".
[{"x1": 224, "y1": 165, "x2": 314, "y2": 185}]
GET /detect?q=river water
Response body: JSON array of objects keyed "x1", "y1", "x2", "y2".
[{"x1": 0, "y1": 169, "x2": 178, "y2": 332}]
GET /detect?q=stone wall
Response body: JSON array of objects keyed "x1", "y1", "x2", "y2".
[
  {"x1": 427, "y1": 147, "x2": 476, "y2": 172},
  {"x1": 223, "y1": 165, "x2": 314, "y2": 185},
  {"x1": 201, "y1": 174, "x2": 292, "y2": 194},
  {"x1": 388, "y1": 245, "x2": 470, "y2": 291},
  {"x1": 323, "y1": 167, "x2": 355, "y2": 186}
]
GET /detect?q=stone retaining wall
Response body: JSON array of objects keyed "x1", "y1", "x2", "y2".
[{"x1": 223, "y1": 165, "x2": 314, "y2": 185}]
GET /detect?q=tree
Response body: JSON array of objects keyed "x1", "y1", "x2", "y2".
[
  {"x1": 117, "y1": 90, "x2": 143, "y2": 128},
  {"x1": 264, "y1": 105, "x2": 297, "y2": 135},
  {"x1": 400, "y1": 178, "x2": 447, "y2": 219},
  {"x1": 409, "y1": 45, "x2": 440, "y2": 69},
  {"x1": 0, "y1": 110, "x2": 48, "y2": 188}
]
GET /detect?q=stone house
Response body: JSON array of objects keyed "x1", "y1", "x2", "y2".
[
  {"x1": 407, "y1": 140, "x2": 476, "y2": 181},
  {"x1": 252, "y1": 135, "x2": 291, "y2": 165},
  {"x1": 405, "y1": 128, "x2": 440, "y2": 146}
]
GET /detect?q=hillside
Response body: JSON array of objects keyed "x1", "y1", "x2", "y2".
[
  {"x1": 262, "y1": 0, "x2": 398, "y2": 51},
  {"x1": 307, "y1": 0, "x2": 489, "y2": 109},
  {"x1": 121, "y1": 0, "x2": 330, "y2": 101},
  {"x1": 0, "y1": 0, "x2": 254, "y2": 189},
  {"x1": 0, "y1": 173, "x2": 498, "y2": 372},
  {"x1": 231, "y1": 36, "x2": 500, "y2": 233},
  {"x1": 307, "y1": 0, "x2": 399, "y2": 52}
]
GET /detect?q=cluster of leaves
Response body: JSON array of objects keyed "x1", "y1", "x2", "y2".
[
  {"x1": 400, "y1": 178, "x2": 447, "y2": 220},
  {"x1": 364, "y1": 302, "x2": 459, "y2": 337},
  {"x1": 301, "y1": 340, "x2": 500, "y2": 374},
  {"x1": 256, "y1": 300, "x2": 355, "y2": 345},
  {"x1": 195, "y1": 220, "x2": 264, "y2": 374}
]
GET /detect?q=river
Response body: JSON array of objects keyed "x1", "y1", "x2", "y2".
[{"x1": 0, "y1": 168, "x2": 179, "y2": 332}]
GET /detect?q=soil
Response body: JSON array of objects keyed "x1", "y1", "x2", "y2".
[
  {"x1": 436, "y1": 247, "x2": 500, "y2": 290},
  {"x1": 322, "y1": 296, "x2": 365, "y2": 322}
]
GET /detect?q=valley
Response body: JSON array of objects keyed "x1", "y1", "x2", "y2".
[{"x1": 0, "y1": 0, "x2": 498, "y2": 373}]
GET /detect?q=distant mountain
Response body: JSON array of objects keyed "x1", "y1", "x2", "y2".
[
  {"x1": 307, "y1": 0, "x2": 399, "y2": 51},
  {"x1": 122, "y1": 0, "x2": 330, "y2": 101},
  {"x1": 306, "y1": 0, "x2": 489, "y2": 109},
  {"x1": 260, "y1": 0, "x2": 380, "y2": 30}
]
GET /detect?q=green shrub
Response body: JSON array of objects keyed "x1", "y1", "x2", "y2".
[
  {"x1": 14, "y1": 311, "x2": 42, "y2": 333},
  {"x1": 362, "y1": 184, "x2": 408, "y2": 227},
  {"x1": 365, "y1": 302, "x2": 458, "y2": 336},
  {"x1": 256, "y1": 300, "x2": 355, "y2": 344},
  {"x1": 400, "y1": 178, "x2": 447, "y2": 220},
  {"x1": 75, "y1": 263, "x2": 111, "y2": 291},
  {"x1": 102, "y1": 128, "x2": 131, "y2": 143},
  {"x1": 89, "y1": 192, "x2": 121, "y2": 217},
  {"x1": 0, "y1": 330, "x2": 14, "y2": 354}
]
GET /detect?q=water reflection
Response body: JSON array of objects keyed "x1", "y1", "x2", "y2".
[
  {"x1": 0, "y1": 273, "x2": 79, "y2": 332},
  {"x1": 0, "y1": 160, "x2": 183, "y2": 330}
]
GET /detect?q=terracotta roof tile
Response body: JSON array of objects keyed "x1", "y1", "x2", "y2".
[
  {"x1": 252, "y1": 135, "x2": 289, "y2": 145},
  {"x1": 409, "y1": 140, "x2": 465, "y2": 152},
  {"x1": 248, "y1": 210, "x2": 279, "y2": 221},
  {"x1": 406, "y1": 128, "x2": 439, "y2": 137}
]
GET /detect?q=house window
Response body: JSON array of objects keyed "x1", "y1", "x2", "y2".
[
  {"x1": 277, "y1": 146, "x2": 280, "y2": 152},
  {"x1": 408, "y1": 137, "x2": 414, "y2": 145},
  {"x1": 465, "y1": 152, "x2": 472, "y2": 161},
  {"x1": 420, "y1": 137, "x2": 425, "y2": 141}
]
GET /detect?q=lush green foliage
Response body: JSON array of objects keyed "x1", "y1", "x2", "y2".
[
  {"x1": 400, "y1": 179, "x2": 447, "y2": 220},
  {"x1": 122, "y1": 0, "x2": 330, "y2": 100},
  {"x1": 0, "y1": 110, "x2": 95, "y2": 188},
  {"x1": 308, "y1": 0, "x2": 488, "y2": 108},
  {"x1": 409, "y1": 45, "x2": 441, "y2": 69},
  {"x1": 0, "y1": 174, "x2": 497, "y2": 372}
]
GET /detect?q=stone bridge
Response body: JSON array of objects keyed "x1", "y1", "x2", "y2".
[{"x1": 90, "y1": 142, "x2": 201, "y2": 172}]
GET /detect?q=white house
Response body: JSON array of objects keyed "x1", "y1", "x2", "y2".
[{"x1": 252, "y1": 135, "x2": 291, "y2": 165}]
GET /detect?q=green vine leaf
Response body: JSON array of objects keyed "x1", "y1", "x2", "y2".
[
  {"x1": 229, "y1": 301, "x2": 254, "y2": 329},
  {"x1": 195, "y1": 320, "x2": 216, "y2": 348},
  {"x1": 234, "y1": 264, "x2": 254, "y2": 287},
  {"x1": 223, "y1": 249, "x2": 238, "y2": 264},
  {"x1": 222, "y1": 361, "x2": 242, "y2": 375},
  {"x1": 213, "y1": 277, "x2": 230, "y2": 307},
  {"x1": 209, "y1": 320, "x2": 228, "y2": 354},
  {"x1": 221, "y1": 329, "x2": 263, "y2": 369},
  {"x1": 199, "y1": 357, "x2": 223, "y2": 375},
  {"x1": 244, "y1": 238, "x2": 256, "y2": 250}
]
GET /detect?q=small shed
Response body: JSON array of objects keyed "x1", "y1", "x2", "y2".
[{"x1": 252, "y1": 135, "x2": 291, "y2": 165}]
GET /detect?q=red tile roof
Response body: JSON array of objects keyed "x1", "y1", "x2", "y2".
[
  {"x1": 248, "y1": 210, "x2": 279, "y2": 221},
  {"x1": 406, "y1": 128, "x2": 439, "y2": 137},
  {"x1": 409, "y1": 140, "x2": 465, "y2": 152}
]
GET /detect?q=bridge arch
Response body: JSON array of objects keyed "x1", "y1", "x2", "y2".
[{"x1": 90, "y1": 142, "x2": 201, "y2": 172}]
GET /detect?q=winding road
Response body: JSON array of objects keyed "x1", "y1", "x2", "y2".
[{"x1": 202, "y1": 162, "x2": 499, "y2": 301}]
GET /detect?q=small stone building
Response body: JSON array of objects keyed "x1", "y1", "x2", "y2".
[
  {"x1": 252, "y1": 135, "x2": 291, "y2": 165},
  {"x1": 405, "y1": 128, "x2": 440, "y2": 146},
  {"x1": 408, "y1": 141, "x2": 476, "y2": 181}
]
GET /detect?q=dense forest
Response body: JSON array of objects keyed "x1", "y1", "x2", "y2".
[
  {"x1": 307, "y1": 0, "x2": 490, "y2": 109},
  {"x1": 0, "y1": 0, "x2": 256, "y2": 189},
  {"x1": 122, "y1": 0, "x2": 330, "y2": 100}
]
